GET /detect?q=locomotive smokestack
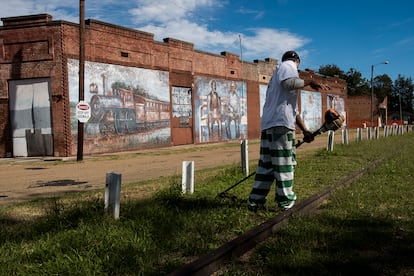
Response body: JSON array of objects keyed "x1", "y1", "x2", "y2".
[{"x1": 101, "y1": 73, "x2": 107, "y2": 95}]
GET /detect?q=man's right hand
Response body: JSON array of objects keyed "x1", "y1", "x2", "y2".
[{"x1": 307, "y1": 80, "x2": 330, "y2": 91}]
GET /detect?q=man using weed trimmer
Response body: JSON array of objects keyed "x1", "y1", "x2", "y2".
[
  {"x1": 217, "y1": 107, "x2": 344, "y2": 200},
  {"x1": 246, "y1": 50, "x2": 331, "y2": 212},
  {"x1": 217, "y1": 107, "x2": 344, "y2": 201}
]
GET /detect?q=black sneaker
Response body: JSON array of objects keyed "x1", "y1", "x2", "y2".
[
  {"x1": 247, "y1": 199, "x2": 266, "y2": 212},
  {"x1": 247, "y1": 199, "x2": 258, "y2": 212}
]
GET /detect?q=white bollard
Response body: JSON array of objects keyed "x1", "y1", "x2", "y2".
[
  {"x1": 342, "y1": 128, "x2": 348, "y2": 145},
  {"x1": 327, "y1": 130, "x2": 334, "y2": 151},
  {"x1": 374, "y1": 127, "x2": 379, "y2": 139},
  {"x1": 182, "y1": 161, "x2": 194, "y2": 194},
  {"x1": 240, "y1": 140, "x2": 249, "y2": 176},
  {"x1": 105, "y1": 172, "x2": 122, "y2": 220},
  {"x1": 384, "y1": 126, "x2": 388, "y2": 138},
  {"x1": 367, "y1": 127, "x2": 372, "y2": 140},
  {"x1": 357, "y1": 128, "x2": 362, "y2": 142}
]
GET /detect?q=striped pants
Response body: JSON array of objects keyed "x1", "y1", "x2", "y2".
[{"x1": 248, "y1": 127, "x2": 297, "y2": 207}]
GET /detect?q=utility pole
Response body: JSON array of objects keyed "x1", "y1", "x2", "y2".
[
  {"x1": 370, "y1": 61, "x2": 389, "y2": 127},
  {"x1": 77, "y1": 0, "x2": 85, "y2": 161}
]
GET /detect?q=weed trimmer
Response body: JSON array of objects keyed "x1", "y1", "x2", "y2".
[
  {"x1": 295, "y1": 108, "x2": 345, "y2": 148},
  {"x1": 217, "y1": 108, "x2": 345, "y2": 199}
]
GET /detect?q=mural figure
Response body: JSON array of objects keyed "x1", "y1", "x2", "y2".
[
  {"x1": 194, "y1": 77, "x2": 247, "y2": 143},
  {"x1": 300, "y1": 90, "x2": 322, "y2": 132},
  {"x1": 224, "y1": 81, "x2": 241, "y2": 139},
  {"x1": 207, "y1": 80, "x2": 222, "y2": 137},
  {"x1": 327, "y1": 94, "x2": 346, "y2": 127}
]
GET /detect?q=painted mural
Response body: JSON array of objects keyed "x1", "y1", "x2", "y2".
[
  {"x1": 68, "y1": 59, "x2": 171, "y2": 153},
  {"x1": 259, "y1": 84, "x2": 267, "y2": 118},
  {"x1": 194, "y1": 77, "x2": 247, "y2": 142},
  {"x1": 300, "y1": 90, "x2": 322, "y2": 132},
  {"x1": 327, "y1": 94, "x2": 346, "y2": 127}
]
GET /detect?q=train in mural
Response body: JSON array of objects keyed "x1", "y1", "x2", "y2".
[{"x1": 89, "y1": 87, "x2": 170, "y2": 134}]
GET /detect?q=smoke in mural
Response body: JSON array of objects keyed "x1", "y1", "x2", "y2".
[
  {"x1": 68, "y1": 59, "x2": 171, "y2": 154},
  {"x1": 194, "y1": 77, "x2": 247, "y2": 143},
  {"x1": 259, "y1": 84, "x2": 267, "y2": 118}
]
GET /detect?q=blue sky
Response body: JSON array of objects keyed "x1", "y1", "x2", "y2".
[{"x1": 1, "y1": 0, "x2": 412, "y2": 82}]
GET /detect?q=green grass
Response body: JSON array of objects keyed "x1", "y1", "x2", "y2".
[
  {"x1": 225, "y1": 135, "x2": 414, "y2": 275},
  {"x1": 1, "y1": 133, "x2": 413, "y2": 275}
]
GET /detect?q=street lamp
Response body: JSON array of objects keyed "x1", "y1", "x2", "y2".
[{"x1": 370, "y1": 61, "x2": 389, "y2": 127}]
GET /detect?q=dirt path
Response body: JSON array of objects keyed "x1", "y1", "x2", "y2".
[{"x1": 0, "y1": 133, "x2": 346, "y2": 205}]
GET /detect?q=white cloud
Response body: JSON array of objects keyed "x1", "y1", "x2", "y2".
[
  {"x1": 129, "y1": 0, "x2": 217, "y2": 24},
  {"x1": 129, "y1": 0, "x2": 309, "y2": 61},
  {"x1": 0, "y1": 0, "x2": 78, "y2": 24},
  {"x1": 0, "y1": 0, "x2": 310, "y2": 61},
  {"x1": 240, "y1": 28, "x2": 309, "y2": 60}
]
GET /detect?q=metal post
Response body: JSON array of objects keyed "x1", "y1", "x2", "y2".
[
  {"x1": 374, "y1": 127, "x2": 379, "y2": 139},
  {"x1": 357, "y1": 128, "x2": 362, "y2": 142},
  {"x1": 105, "y1": 172, "x2": 122, "y2": 219},
  {"x1": 327, "y1": 130, "x2": 334, "y2": 151},
  {"x1": 182, "y1": 161, "x2": 194, "y2": 194},
  {"x1": 399, "y1": 92, "x2": 403, "y2": 124},
  {"x1": 370, "y1": 61, "x2": 389, "y2": 128},
  {"x1": 370, "y1": 65, "x2": 374, "y2": 127},
  {"x1": 240, "y1": 140, "x2": 249, "y2": 176},
  {"x1": 341, "y1": 128, "x2": 348, "y2": 145},
  {"x1": 77, "y1": 0, "x2": 86, "y2": 161}
]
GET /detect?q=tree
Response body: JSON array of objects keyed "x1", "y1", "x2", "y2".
[
  {"x1": 373, "y1": 74, "x2": 392, "y2": 102},
  {"x1": 318, "y1": 64, "x2": 345, "y2": 78},
  {"x1": 317, "y1": 65, "x2": 369, "y2": 95},
  {"x1": 344, "y1": 68, "x2": 369, "y2": 96},
  {"x1": 389, "y1": 75, "x2": 414, "y2": 120}
]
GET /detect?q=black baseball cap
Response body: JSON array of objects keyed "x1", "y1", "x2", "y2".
[{"x1": 282, "y1": 51, "x2": 300, "y2": 62}]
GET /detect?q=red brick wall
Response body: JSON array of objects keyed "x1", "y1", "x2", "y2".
[
  {"x1": 0, "y1": 14, "x2": 348, "y2": 157},
  {"x1": 0, "y1": 15, "x2": 70, "y2": 157},
  {"x1": 347, "y1": 95, "x2": 379, "y2": 128}
]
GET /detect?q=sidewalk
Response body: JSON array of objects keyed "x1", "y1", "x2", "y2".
[{"x1": 0, "y1": 141, "x2": 261, "y2": 205}]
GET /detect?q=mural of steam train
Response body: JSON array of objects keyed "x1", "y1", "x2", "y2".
[{"x1": 89, "y1": 87, "x2": 170, "y2": 134}]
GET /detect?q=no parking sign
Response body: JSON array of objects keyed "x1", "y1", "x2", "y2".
[{"x1": 76, "y1": 101, "x2": 91, "y2": 123}]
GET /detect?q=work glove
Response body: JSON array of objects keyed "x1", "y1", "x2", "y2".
[{"x1": 303, "y1": 130, "x2": 314, "y2": 143}]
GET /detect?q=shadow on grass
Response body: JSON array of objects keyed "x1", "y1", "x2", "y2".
[{"x1": 0, "y1": 186, "x2": 250, "y2": 274}]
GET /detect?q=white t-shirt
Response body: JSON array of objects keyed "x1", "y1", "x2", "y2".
[{"x1": 261, "y1": 60, "x2": 299, "y2": 131}]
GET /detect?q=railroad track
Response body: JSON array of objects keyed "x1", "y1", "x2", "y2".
[{"x1": 172, "y1": 159, "x2": 382, "y2": 275}]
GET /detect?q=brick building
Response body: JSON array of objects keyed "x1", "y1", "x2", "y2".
[{"x1": 0, "y1": 14, "x2": 347, "y2": 158}]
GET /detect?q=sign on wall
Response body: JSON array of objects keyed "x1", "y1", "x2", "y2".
[{"x1": 172, "y1": 86, "x2": 192, "y2": 118}]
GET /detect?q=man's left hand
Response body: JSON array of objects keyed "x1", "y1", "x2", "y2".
[{"x1": 303, "y1": 130, "x2": 314, "y2": 143}]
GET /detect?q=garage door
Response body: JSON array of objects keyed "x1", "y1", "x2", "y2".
[{"x1": 9, "y1": 78, "x2": 53, "y2": 157}]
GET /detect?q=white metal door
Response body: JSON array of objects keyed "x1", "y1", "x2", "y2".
[{"x1": 9, "y1": 79, "x2": 53, "y2": 157}]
